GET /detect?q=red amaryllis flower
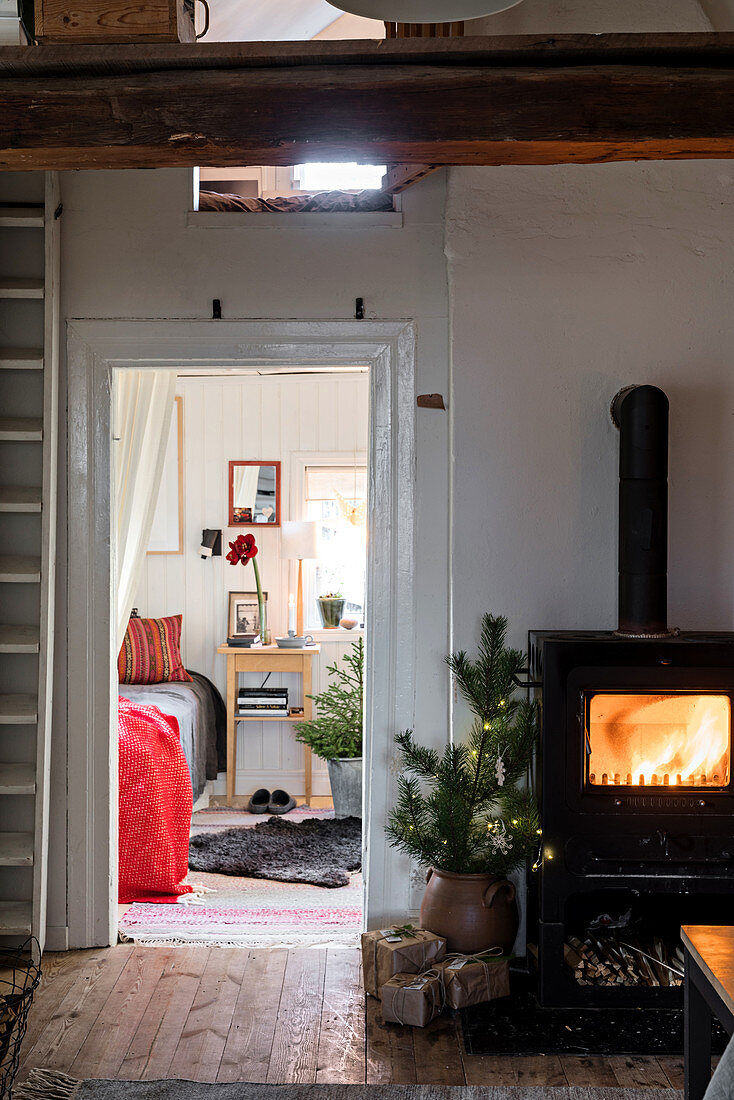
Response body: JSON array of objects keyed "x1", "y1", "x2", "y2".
[{"x1": 226, "y1": 533, "x2": 258, "y2": 565}]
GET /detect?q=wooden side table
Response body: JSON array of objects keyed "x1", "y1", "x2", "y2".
[
  {"x1": 682, "y1": 925, "x2": 734, "y2": 1100},
  {"x1": 217, "y1": 643, "x2": 321, "y2": 806}
]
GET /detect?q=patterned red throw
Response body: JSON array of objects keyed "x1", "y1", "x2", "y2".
[{"x1": 118, "y1": 697, "x2": 194, "y2": 904}]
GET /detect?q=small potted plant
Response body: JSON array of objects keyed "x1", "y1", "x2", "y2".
[
  {"x1": 296, "y1": 638, "x2": 363, "y2": 817},
  {"x1": 317, "y1": 592, "x2": 345, "y2": 629},
  {"x1": 386, "y1": 613, "x2": 539, "y2": 954}
]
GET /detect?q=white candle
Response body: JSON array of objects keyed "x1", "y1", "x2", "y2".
[{"x1": 288, "y1": 593, "x2": 296, "y2": 634}]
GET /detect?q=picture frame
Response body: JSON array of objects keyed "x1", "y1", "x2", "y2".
[
  {"x1": 147, "y1": 395, "x2": 184, "y2": 554},
  {"x1": 228, "y1": 590, "x2": 268, "y2": 638}
]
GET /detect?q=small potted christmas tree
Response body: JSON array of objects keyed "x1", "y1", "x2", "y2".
[
  {"x1": 386, "y1": 613, "x2": 539, "y2": 954},
  {"x1": 296, "y1": 638, "x2": 363, "y2": 818}
]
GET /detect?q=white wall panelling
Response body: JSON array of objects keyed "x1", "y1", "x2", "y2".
[{"x1": 133, "y1": 371, "x2": 369, "y2": 798}]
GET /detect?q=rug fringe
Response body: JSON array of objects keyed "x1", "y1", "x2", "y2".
[
  {"x1": 177, "y1": 883, "x2": 216, "y2": 906},
  {"x1": 14, "y1": 1069, "x2": 81, "y2": 1099},
  {"x1": 119, "y1": 929, "x2": 360, "y2": 948}
]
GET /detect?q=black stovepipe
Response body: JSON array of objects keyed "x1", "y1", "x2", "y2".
[{"x1": 613, "y1": 384, "x2": 669, "y2": 637}]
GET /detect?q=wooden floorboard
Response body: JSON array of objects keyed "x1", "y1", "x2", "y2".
[
  {"x1": 562, "y1": 1056, "x2": 621, "y2": 1087},
  {"x1": 315, "y1": 948, "x2": 365, "y2": 1084},
  {"x1": 171, "y1": 948, "x2": 249, "y2": 1082},
  {"x1": 121, "y1": 946, "x2": 210, "y2": 1080},
  {"x1": 69, "y1": 948, "x2": 173, "y2": 1079},
  {"x1": 17, "y1": 945, "x2": 683, "y2": 1088},
  {"x1": 657, "y1": 1055, "x2": 685, "y2": 1090},
  {"x1": 17, "y1": 949, "x2": 109, "y2": 1076},
  {"x1": 265, "y1": 948, "x2": 327, "y2": 1084},
  {"x1": 515, "y1": 1055, "x2": 568, "y2": 1087},
  {"x1": 18, "y1": 946, "x2": 134, "y2": 1080},
  {"x1": 365, "y1": 991, "x2": 416, "y2": 1084},
  {"x1": 217, "y1": 949, "x2": 287, "y2": 1083},
  {"x1": 413, "y1": 1013, "x2": 465, "y2": 1085},
  {"x1": 608, "y1": 1056, "x2": 673, "y2": 1089}
]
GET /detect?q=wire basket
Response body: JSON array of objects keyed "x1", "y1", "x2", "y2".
[{"x1": 0, "y1": 939, "x2": 41, "y2": 1099}]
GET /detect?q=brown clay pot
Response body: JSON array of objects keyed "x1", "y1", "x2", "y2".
[{"x1": 419, "y1": 867, "x2": 518, "y2": 954}]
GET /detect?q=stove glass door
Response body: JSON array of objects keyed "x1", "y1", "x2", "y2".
[{"x1": 584, "y1": 691, "x2": 731, "y2": 788}]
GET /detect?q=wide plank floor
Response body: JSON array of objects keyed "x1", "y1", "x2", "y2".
[{"x1": 16, "y1": 946, "x2": 684, "y2": 1089}]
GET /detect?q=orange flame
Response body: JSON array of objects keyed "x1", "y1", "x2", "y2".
[{"x1": 587, "y1": 693, "x2": 730, "y2": 788}]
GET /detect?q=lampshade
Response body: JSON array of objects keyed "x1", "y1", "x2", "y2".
[
  {"x1": 326, "y1": 0, "x2": 524, "y2": 20},
  {"x1": 281, "y1": 520, "x2": 319, "y2": 561}
]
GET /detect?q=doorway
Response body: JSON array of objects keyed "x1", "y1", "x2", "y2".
[
  {"x1": 117, "y1": 365, "x2": 369, "y2": 945},
  {"x1": 66, "y1": 320, "x2": 417, "y2": 948}
]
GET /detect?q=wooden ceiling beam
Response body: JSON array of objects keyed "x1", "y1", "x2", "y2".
[{"x1": 3, "y1": 34, "x2": 734, "y2": 170}]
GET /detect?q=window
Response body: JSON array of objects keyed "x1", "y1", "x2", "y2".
[
  {"x1": 304, "y1": 464, "x2": 367, "y2": 629},
  {"x1": 292, "y1": 163, "x2": 386, "y2": 192}
]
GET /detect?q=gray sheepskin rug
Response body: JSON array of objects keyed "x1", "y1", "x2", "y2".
[{"x1": 188, "y1": 815, "x2": 362, "y2": 887}]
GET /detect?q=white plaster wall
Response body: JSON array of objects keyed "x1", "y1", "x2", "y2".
[
  {"x1": 465, "y1": 0, "x2": 712, "y2": 33},
  {"x1": 446, "y1": 159, "x2": 734, "y2": 655},
  {"x1": 55, "y1": 167, "x2": 451, "y2": 931}
]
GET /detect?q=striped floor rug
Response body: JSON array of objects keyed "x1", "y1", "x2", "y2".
[{"x1": 119, "y1": 807, "x2": 363, "y2": 947}]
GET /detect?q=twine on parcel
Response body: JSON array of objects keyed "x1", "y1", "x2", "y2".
[
  {"x1": 441, "y1": 946, "x2": 505, "y2": 1002},
  {"x1": 389, "y1": 966, "x2": 446, "y2": 1027}
]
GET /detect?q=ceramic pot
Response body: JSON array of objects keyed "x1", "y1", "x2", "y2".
[
  {"x1": 420, "y1": 867, "x2": 518, "y2": 954},
  {"x1": 318, "y1": 597, "x2": 346, "y2": 628}
]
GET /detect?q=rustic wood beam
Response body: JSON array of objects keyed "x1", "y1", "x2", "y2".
[{"x1": 3, "y1": 34, "x2": 734, "y2": 170}]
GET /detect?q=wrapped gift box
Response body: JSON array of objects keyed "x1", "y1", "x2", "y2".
[
  {"x1": 362, "y1": 926, "x2": 446, "y2": 998},
  {"x1": 381, "y1": 971, "x2": 444, "y2": 1027},
  {"x1": 435, "y1": 953, "x2": 511, "y2": 1009}
]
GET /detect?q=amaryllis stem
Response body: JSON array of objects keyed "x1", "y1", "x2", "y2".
[{"x1": 252, "y1": 557, "x2": 266, "y2": 644}]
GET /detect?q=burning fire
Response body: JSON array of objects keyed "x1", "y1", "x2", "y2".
[{"x1": 587, "y1": 693, "x2": 730, "y2": 788}]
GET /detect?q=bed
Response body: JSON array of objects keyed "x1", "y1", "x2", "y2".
[
  {"x1": 198, "y1": 188, "x2": 394, "y2": 214},
  {"x1": 118, "y1": 672, "x2": 225, "y2": 800}
]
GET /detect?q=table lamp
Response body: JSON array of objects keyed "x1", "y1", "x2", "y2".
[{"x1": 281, "y1": 521, "x2": 319, "y2": 637}]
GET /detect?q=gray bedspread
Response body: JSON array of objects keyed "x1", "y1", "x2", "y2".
[{"x1": 118, "y1": 674, "x2": 217, "y2": 799}]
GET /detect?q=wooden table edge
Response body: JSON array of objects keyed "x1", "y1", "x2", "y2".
[
  {"x1": 217, "y1": 643, "x2": 321, "y2": 654},
  {"x1": 682, "y1": 925, "x2": 734, "y2": 1024}
]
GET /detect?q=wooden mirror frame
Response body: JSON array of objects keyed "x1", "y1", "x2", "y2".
[{"x1": 228, "y1": 459, "x2": 281, "y2": 527}]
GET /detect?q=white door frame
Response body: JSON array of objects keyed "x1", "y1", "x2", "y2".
[{"x1": 66, "y1": 319, "x2": 416, "y2": 947}]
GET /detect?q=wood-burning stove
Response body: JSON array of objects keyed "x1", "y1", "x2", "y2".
[{"x1": 530, "y1": 386, "x2": 734, "y2": 1007}]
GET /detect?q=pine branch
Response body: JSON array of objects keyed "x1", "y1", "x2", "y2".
[{"x1": 388, "y1": 612, "x2": 539, "y2": 876}]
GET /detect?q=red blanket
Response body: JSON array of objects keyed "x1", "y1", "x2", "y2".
[{"x1": 118, "y1": 697, "x2": 194, "y2": 904}]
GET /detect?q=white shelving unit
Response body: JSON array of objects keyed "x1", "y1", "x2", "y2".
[{"x1": 0, "y1": 174, "x2": 59, "y2": 950}]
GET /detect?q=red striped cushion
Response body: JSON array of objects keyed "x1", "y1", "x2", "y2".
[{"x1": 117, "y1": 615, "x2": 192, "y2": 684}]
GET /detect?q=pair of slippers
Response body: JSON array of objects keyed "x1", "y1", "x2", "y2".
[{"x1": 247, "y1": 788, "x2": 296, "y2": 815}]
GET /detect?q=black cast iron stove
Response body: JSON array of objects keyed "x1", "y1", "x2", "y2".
[{"x1": 530, "y1": 385, "x2": 734, "y2": 1007}]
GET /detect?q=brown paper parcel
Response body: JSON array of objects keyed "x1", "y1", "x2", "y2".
[
  {"x1": 381, "y1": 971, "x2": 444, "y2": 1027},
  {"x1": 435, "y1": 953, "x2": 511, "y2": 1009},
  {"x1": 361, "y1": 927, "x2": 446, "y2": 998}
]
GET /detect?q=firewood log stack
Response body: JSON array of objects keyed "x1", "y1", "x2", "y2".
[{"x1": 561, "y1": 933, "x2": 684, "y2": 987}]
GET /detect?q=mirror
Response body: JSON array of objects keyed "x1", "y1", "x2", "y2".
[{"x1": 229, "y1": 460, "x2": 281, "y2": 526}]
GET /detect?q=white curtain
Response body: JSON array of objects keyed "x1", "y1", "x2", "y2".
[
  {"x1": 233, "y1": 464, "x2": 259, "y2": 512},
  {"x1": 113, "y1": 370, "x2": 178, "y2": 652}
]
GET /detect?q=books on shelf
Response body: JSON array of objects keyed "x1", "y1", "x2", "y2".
[
  {"x1": 237, "y1": 710, "x2": 290, "y2": 718},
  {"x1": 236, "y1": 686, "x2": 289, "y2": 718},
  {"x1": 238, "y1": 701, "x2": 287, "y2": 709},
  {"x1": 237, "y1": 688, "x2": 288, "y2": 703}
]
